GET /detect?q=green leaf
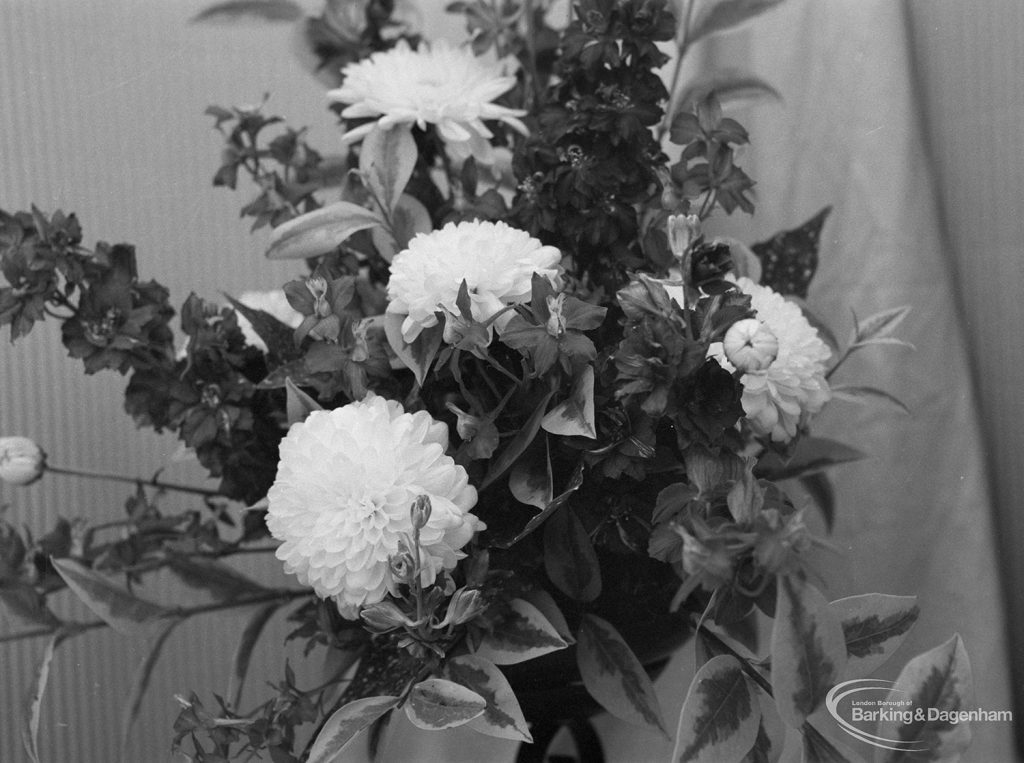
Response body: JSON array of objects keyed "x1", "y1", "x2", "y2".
[
  {"x1": 473, "y1": 598, "x2": 568, "y2": 665},
  {"x1": 801, "y1": 722, "x2": 853, "y2": 763},
  {"x1": 21, "y1": 630, "x2": 68, "y2": 763},
  {"x1": 165, "y1": 555, "x2": 267, "y2": 602},
  {"x1": 0, "y1": 581, "x2": 61, "y2": 632},
  {"x1": 766, "y1": 437, "x2": 867, "y2": 480},
  {"x1": 370, "y1": 194, "x2": 432, "y2": 262},
  {"x1": 851, "y1": 305, "x2": 912, "y2": 345},
  {"x1": 520, "y1": 588, "x2": 574, "y2": 644},
  {"x1": 119, "y1": 617, "x2": 182, "y2": 763},
  {"x1": 543, "y1": 507, "x2": 601, "y2": 602},
  {"x1": 672, "y1": 654, "x2": 760, "y2": 763},
  {"x1": 741, "y1": 686, "x2": 786, "y2": 763},
  {"x1": 285, "y1": 376, "x2": 324, "y2": 425},
  {"x1": 493, "y1": 461, "x2": 584, "y2": 549},
  {"x1": 444, "y1": 655, "x2": 532, "y2": 742},
  {"x1": 829, "y1": 385, "x2": 911, "y2": 415},
  {"x1": 577, "y1": 614, "x2": 669, "y2": 737},
  {"x1": 383, "y1": 312, "x2": 444, "y2": 387},
  {"x1": 829, "y1": 594, "x2": 919, "y2": 680},
  {"x1": 191, "y1": 0, "x2": 302, "y2": 23},
  {"x1": 798, "y1": 472, "x2": 835, "y2": 531},
  {"x1": 480, "y1": 389, "x2": 556, "y2": 491},
  {"x1": 224, "y1": 294, "x2": 301, "y2": 362},
  {"x1": 360, "y1": 125, "x2": 417, "y2": 217},
  {"x1": 878, "y1": 635, "x2": 973, "y2": 763},
  {"x1": 770, "y1": 576, "x2": 847, "y2": 728},
  {"x1": 266, "y1": 201, "x2": 384, "y2": 260},
  {"x1": 227, "y1": 602, "x2": 281, "y2": 709},
  {"x1": 541, "y1": 364, "x2": 597, "y2": 438},
  {"x1": 52, "y1": 558, "x2": 171, "y2": 635},
  {"x1": 307, "y1": 696, "x2": 399, "y2": 763},
  {"x1": 509, "y1": 434, "x2": 552, "y2": 510},
  {"x1": 688, "y1": 0, "x2": 789, "y2": 46},
  {"x1": 405, "y1": 678, "x2": 487, "y2": 730}
]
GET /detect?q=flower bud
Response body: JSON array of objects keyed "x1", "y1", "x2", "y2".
[
  {"x1": 667, "y1": 214, "x2": 700, "y2": 260},
  {"x1": 679, "y1": 529, "x2": 734, "y2": 590},
  {"x1": 439, "y1": 587, "x2": 486, "y2": 627},
  {"x1": 360, "y1": 600, "x2": 414, "y2": 633},
  {"x1": 410, "y1": 495, "x2": 432, "y2": 530},
  {"x1": 0, "y1": 437, "x2": 45, "y2": 486},
  {"x1": 722, "y1": 319, "x2": 779, "y2": 373},
  {"x1": 545, "y1": 294, "x2": 567, "y2": 338}
]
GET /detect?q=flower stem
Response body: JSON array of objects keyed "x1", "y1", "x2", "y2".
[{"x1": 46, "y1": 464, "x2": 221, "y2": 498}]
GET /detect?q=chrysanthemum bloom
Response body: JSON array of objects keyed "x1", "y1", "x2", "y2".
[
  {"x1": 0, "y1": 436, "x2": 45, "y2": 486},
  {"x1": 327, "y1": 39, "x2": 528, "y2": 164},
  {"x1": 711, "y1": 278, "x2": 831, "y2": 442},
  {"x1": 266, "y1": 394, "x2": 483, "y2": 618},
  {"x1": 386, "y1": 220, "x2": 561, "y2": 344}
]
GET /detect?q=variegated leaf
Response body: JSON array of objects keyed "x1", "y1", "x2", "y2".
[
  {"x1": 52, "y1": 558, "x2": 170, "y2": 635},
  {"x1": 672, "y1": 654, "x2": 760, "y2": 763},
  {"x1": 829, "y1": 594, "x2": 920, "y2": 679},
  {"x1": 509, "y1": 434, "x2": 552, "y2": 510},
  {"x1": 405, "y1": 678, "x2": 486, "y2": 730},
  {"x1": 521, "y1": 588, "x2": 574, "y2": 644},
  {"x1": 741, "y1": 685, "x2": 786, "y2": 763},
  {"x1": 878, "y1": 635, "x2": 973, "y2": 763},
  {"x1": 577, "y1": 614, "x2": 669, "y2": 737},
  {"x1": 445, "y1": 655, "x2": 532, "y2": 742},
  {"x1": 307, "y1": 696, "x2": 399, "y2": 763},
  {"x1": 266, "y1": 201, "x2": 384, "y2": 260},
  {"x1": 360, "y1": 124, "x2": 417, "y2": 216},
  {"x1": 541, "y1": 364, "x2": 597, "y2": 438},
  {"x1": 770, "y1": 576, "x2": 847, "y2": 728},
  {"x1": 473, "y1": 598, "x2": 568, "y2": 665}
]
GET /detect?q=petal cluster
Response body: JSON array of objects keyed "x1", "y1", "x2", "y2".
[
  {"x1": 712, "y1": 278, "x2": 831, "y2": 441},
  {"x1": 327, "y1": 40, "x2": 528, "y2": 164},
  {"x1": 266, "y1": 395, "x2": 483, "y2": 618},
  {"x1": 386, "y1": 220, "x2": 562, "y2": 344}
]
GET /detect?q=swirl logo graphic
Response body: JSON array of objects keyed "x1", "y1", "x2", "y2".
[{"x1": 825, "y1": 679, "x2": 927, "y2": 753}]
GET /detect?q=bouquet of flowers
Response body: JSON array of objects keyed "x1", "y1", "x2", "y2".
[{"x1": 0, "y1": 1, "x2": 974, "y2": 761}]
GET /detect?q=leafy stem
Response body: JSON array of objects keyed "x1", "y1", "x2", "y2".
[{"x1": 45, "y1": 464, "x2": 222, "y2": 498}]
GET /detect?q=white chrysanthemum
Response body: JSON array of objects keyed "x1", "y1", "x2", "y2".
[
  {"x1": 327, "y1": 39, "x2": 528, "y2": 164},
  {"x1": 710, "y1": 277, "x2": 831, "y2": 442},
  {"x1": 236, "y1": 290, "x2": 303, "y2": 351},
  {"x1": 386, "y1": 220, "x2": 561, "y2": 343},
  {"x1": 266, "y1": 394, "x2": 483, "y2": 618}
]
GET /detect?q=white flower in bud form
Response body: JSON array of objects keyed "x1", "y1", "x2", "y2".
[
  {"x1": 545, "y1": 293, "x2": 567, "y2": 337},
  {"x1": 0, "y1": 437, "x2": 45, "y2": 486},
  {"x1": 722, "y1": 318, "x2": 779, "y2": 372},
  {"x1": 667, "y1": 214, "x2": 700, "y2": 260}
]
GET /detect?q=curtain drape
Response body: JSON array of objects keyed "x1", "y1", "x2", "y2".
[{"x1": 0, "y1": 1, "x2": 1019, "y2": 761}]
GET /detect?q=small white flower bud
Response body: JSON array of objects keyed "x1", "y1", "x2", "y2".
[
  {"x1": 723, "y1": 319, "x2": 779, "y2": 373},
  {"x1": 667, "y1": 214, "x2": 700, "y2": 260},
  {"x1": 411, "y1": 495, "x2": 432, "y2": 530},
  {"x1": 0, "y1": 437, "x2": 45, "y2": 486}
]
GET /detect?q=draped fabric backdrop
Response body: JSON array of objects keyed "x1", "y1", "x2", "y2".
[{"x1": 0, "y1": 1, "x2": 1020, "y2": 761}]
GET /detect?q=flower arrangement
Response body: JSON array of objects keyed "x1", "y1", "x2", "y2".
[{"x1": 0, "y1": 1, "x2": 975, "y2": 762}]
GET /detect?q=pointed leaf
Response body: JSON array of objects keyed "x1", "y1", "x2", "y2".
[
  {"x1": 541, "y1": 364, "x2": 597, "y2": 438},
  {"x1": 829, "y1": 385, "x2": 910, "y2": 415},
  {"x1": 52, "y1": 558, "x2": 171, "y2": 634},
  {"x1": 877, "y1": 635, "x2": 973, "y2": 763},
  {"x1": 801, "y1": 722, "x2": 853, "y2": 763},
  {"x1": 688, "y1": 0, "x2": 789, "y2": 46},
  {"x1": 383, "y1": 313, "x2": 443, "y2": 387},
  {"x1": 473, "y1": 598, "x2": 568, "y2": 665},
  {"x1": 227, "y1": 603, "x2": 281, "y2": 709},
  {"x1": 767, "y1": 437, "x2": 867, "y2": 480},
  {"x1": 445, "y1": 655, "x2": 532, "y2": 742},
  {"x1": 266, "y1": 201, "x2": 384, "y2": 260},
  {"x1": 21, "y1": 630, "x2": 68, "y2": 763},
  {"x1": 751, "y1": 207, "x2": 831, "y2": 298},
  {"x1": 544, "y1": 507, "x2": 601, "y2": 602},
  {"x1": 224, "y1": 294, "x2": 301, "y2": 361},
  {"x1": 521, "y1": 588, "x2": 574, "y2": 644},
  {"x1": 166, "y1": 555, "x2": 267, "y2": 602},
  {"x1": 360, "y1": 124, "x2": 417, "y2": 215},
  {"x1": 405, "y1": 678, "x2": 486, "y2": 730},
  {"x1": 770, "y1": 576, "x2": 847, "y2": 728},
  {"x1": 672, "y1": 654, "x2": 760, "y2": 763},
  {"x1": 799, "y1": 472, "x2": 835, "y2": 531},
  {"x1": 509, "y1": 435, "x2": 553, "y2": 509},
  {"x1": 0, "y1": 581, "x2": 61, "y2": 632},
  {"x1": 480, "y1": 389, "x2": 556, "y2": 491},
  {"x1": 851, "y1": 305, "x2": 912, "y2": 345},
  {"x1": 742, "y1": 685, "x2": 786, "y2": 763},
  {"x1": 495, "y1": 461, "x2": 585, "y2": 549},
  {"x1": 285, "y1": 377, "x2": 324, "y2": 425},
  {"x1": 307, "y1": 696, "x2": 399, "y2": 763},
  {"x1": 119, "y1": 618, "x2": 183, "y2": 762},
  {"x1": 577, "y1": 614, "x2": 669, "y2": 737},
  {"x1": 829, "y1": 594, "x2": 920, "y2": 680},
  {"x1": 675, "y1": 70, "x2": 782, "y2": 115},
  {"x1": 191, "y1": 0, "x2": 302, "y2": 22}
]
